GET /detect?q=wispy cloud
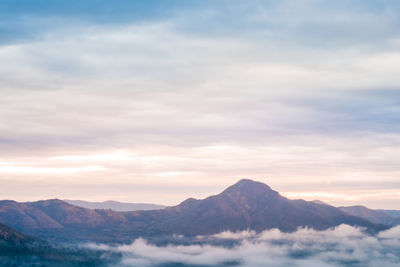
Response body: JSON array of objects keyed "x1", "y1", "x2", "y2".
[{"x1": 0, "y1": 1, "x2": 399, "y2": 206}]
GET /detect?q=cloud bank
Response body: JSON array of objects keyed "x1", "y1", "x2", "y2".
[
  {"x1": 0, "y1": 0, "x2": 400, "y2": 207},
  {"x1": 87, "y1": 225, "x2": 400, "y2": 267}
]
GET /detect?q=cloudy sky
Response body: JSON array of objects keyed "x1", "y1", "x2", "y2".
[{"x1": 1, "y1": 0, "x2": 400, "y2": 208}]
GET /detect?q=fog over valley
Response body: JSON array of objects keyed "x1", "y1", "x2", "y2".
[
  {"x1": 1, "y1": 0, "x2": 399, "y2": 266},
  {"x1": 85, "y1": 225, "x2": 400, "y2": 267}
]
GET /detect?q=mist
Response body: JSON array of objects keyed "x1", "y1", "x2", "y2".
[{"x1": 84, "y1": 225, "x2": 400, "y2": 267}]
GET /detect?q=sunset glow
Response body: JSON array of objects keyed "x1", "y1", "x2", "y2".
[{"x1": 1, "y1": 0, "x2": 399, "y2": 208}]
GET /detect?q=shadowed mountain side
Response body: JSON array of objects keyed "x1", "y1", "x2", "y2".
[
  {"x1": 134, "y1": 179, "x2": 388, "y2": 236},
  {"x1": 339, "y1": 206, "x2": 398, "y2": 226},
  {"x1": 377, "y1": 209, "x2": 400, "y2": 218},
  {"x1": 312, "y1": 200, "x2": 332, "y2": 206},
  {"x1": 64, "y1": 200, "x2": 166, "y2": 211},
  {"x1": 0, "y1": 222, "x2": 50, "y2": 257},
  {"x1": 0, "y1": 222, "x2": 121, "y2": 266},
  {"x1": 0, "y1": 199, "x2": 130, "y2": 242},
  {"x1": 0, "y1": 179, "x2": 389, "y2": 243},
  {"x1": 0, "y1": 222, "x2": 34, "y2": 245}
]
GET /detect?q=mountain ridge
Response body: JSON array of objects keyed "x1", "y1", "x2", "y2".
[
  {"x1": 339, "y1": 205, "x2": 400, "y2": 226},
  {"x1": 64, "y1": 200, "x2": 166, "y2": 211},
  {"x1": 0, "y1": 179, "x2": 391, "y2": 243}
]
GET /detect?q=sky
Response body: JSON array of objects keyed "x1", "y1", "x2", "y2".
[{"x1": 0, "y1": 0, "x2": 400, "y2": 208}]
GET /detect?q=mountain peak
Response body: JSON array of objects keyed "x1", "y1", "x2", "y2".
[
  {"x1": 0, "y1": 179, "x2": 389, "y2": 242},
  {"x1": 223, "y1": 179, "x2": 273, "y2": 194},
  {"x1": 220, "y1": 179, "x2": 280, "y2": 205},
  {"x1": 32, "y1": 199, "x2": 69, "y2": 207}
]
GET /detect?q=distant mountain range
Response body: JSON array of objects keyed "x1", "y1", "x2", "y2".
[
  {"x1": 302, "y1": 200, "x2": 400, "y2": 226},
  {"x1": 377, "y1": 209, "x2": 400, "y2": 218},
  {"x1": 338, "y1": 205, "x2": 400, "y2": 226},
  {"x1": 64, "y1": 200, "x2": 166, "y2": 211},
  {"x1": 0, "y1": 179, "x2": 391, "y2": 243}
]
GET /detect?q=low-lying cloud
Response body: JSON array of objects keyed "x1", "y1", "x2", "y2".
[{"x1": 87, "y1": 225, "x2": 400, "y2": 266}]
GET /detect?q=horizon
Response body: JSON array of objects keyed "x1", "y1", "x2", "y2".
[
  {"x1": 0, "y1": 178, "x2": 396, "y2": 210},
  {"x1": 1, "y1": 0, "x2": 400, "y2": 209}
]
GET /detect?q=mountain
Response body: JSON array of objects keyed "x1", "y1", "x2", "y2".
[
  {"x1": 0, "y1": 222, "x2": 46, "y2": 264},
  {"x1": 311, "y1": 200, "x2": 331, "y2": 206},
  {"x1": 146, "y1": 179, "x2": 387, "y2": 235},
  {"x1": 0, "y1": 179, "x2": 389, "y2": 243},
  {"x1": 0, "y1": 222, "x2": 33, "y2": 246},
  {"x1": 0, "y1": 222, "x2": 47, "y2": 258},
  {"x1": 0, "y1": 199, "x2": 129, "y2": 242},
  {"x1": 64, "y1": 199, "x2": 165, "y2": 211},
  {"x1": 0, "y1": 222, "x2": 120, "y2": 266},
  {"x1": 0, "y1": 221, "x2": 123, "y2": 265},
  {"x1": 377, "y1": 209, "x2": 400, "y2": 218},
  {"x1": 339, "y1": 206, "x2": 397, "y2": 226}
]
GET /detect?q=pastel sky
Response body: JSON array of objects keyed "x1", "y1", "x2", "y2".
[{"x1": 1, "y1": 0, "x2": 400, "y2": 208}]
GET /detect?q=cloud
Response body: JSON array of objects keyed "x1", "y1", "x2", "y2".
[
  {"x1": 85, "y1": 225, "x2": 400, "y2": 267},
  {"x1": 0, "y1": 164, "x2": 104, "y2": 174},
  {"x1": 0, "y1": 0, "x2": 400, "y2": 206},
  {"x1": 212, "y1": 230, "x2": 257, "y2": 240}
]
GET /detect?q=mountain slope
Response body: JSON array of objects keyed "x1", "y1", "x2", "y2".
[
  {"x1": 0, "y1": 179, "x2": 389, "y2": 243},
  {"x1": 64, "y1": 200, "x2": 165, "y2": 211},
  {"x1": 377, "y1": 209, "x2": 400, "y2": 218},
  {"x1": 339, "y1": 206, "x2": 397, "y2": 226},
  {"x1": 0, "y1": 222, "x2": 33, "y2": 245},
  {"x1": 0, "y1": 199, "x2": 127, "y2": 242},
  {"x1": 142, "y1": 179, "x2": 386, "y2": 235},
  {"x1": 0, "y1": 222, "x2": 121, "y2": 266}
]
